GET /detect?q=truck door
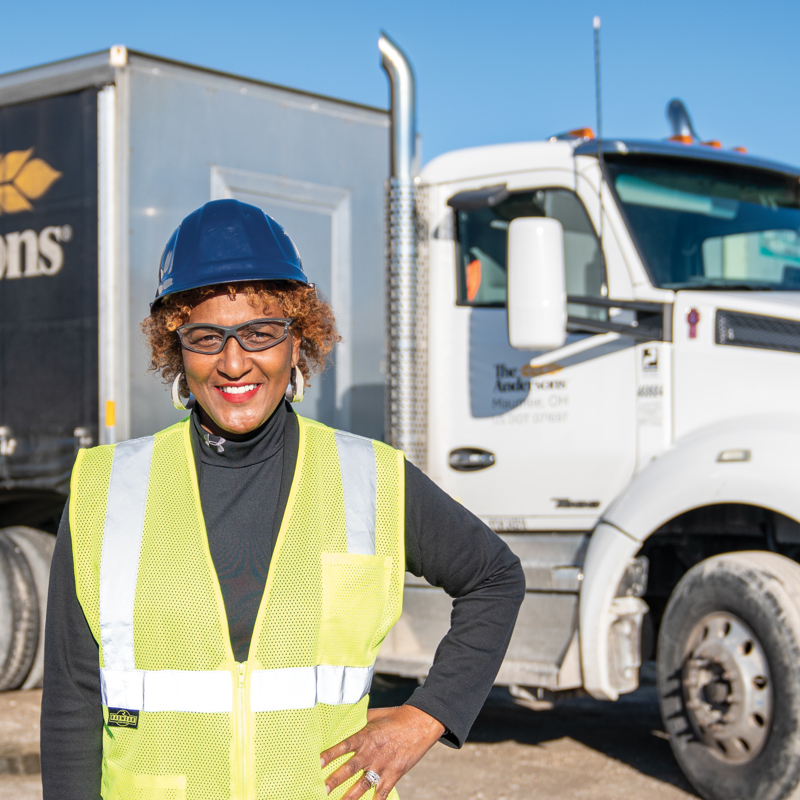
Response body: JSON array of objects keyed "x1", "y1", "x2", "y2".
[{"x1": 430, "y1": 182, "x2": 637, "y2": 529}]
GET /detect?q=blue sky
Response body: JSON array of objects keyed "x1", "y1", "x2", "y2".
[{"x1": 3, "y1": 0, "x2": 798, "y2": 167}]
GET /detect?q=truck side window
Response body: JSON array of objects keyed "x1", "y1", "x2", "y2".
[{"x1": 455, "y1": 188, "x2": 607, "y2": 321}]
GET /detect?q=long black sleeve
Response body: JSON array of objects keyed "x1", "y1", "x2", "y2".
[
  {"x1": 401, "y1": 461, "x2": 525, "y2": 747},
  {"x1": 40, "y1": 504, "x2": 103, "y2": 800}
]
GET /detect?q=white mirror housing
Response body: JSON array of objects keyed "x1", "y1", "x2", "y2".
[{"x1": 507, "y1": 217, "x2": 567, "y2": 351}]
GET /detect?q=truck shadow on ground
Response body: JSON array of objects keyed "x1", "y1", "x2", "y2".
[{"x1": 370, "y1": 664, "x2": 699, "y2": 797}]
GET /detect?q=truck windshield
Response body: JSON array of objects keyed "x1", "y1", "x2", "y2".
[{"x1": 605, "y1": 155, "x2": 800, "y2": 290}]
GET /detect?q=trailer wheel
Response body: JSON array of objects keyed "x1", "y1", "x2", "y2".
[
  {"x1": 0, "y1": 531, "x2": 39, "y2": 691},
  {"x1": 657, "y1": 551, "x2": 800, "y2": 800},
  {"x1": 2, "y1": 527, "x2": 56, "y2": 689}
]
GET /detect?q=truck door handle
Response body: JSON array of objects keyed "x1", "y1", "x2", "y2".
[{"x1": 449, "y1": 448, "x2": 496, "y2": 471}]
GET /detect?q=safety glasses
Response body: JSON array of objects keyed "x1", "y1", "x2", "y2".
[{"x1": 176, "y1": 318, "x2": 292, "y2": 354}]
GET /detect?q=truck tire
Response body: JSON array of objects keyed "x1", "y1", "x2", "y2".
[
  {"x1": 2, "y1": 527, "x2": 56, "y2": 689},
  {"x1": 0, "y1": 531, "x2": 39, "y2": 691},
  {"x1": 657, "y1": 551, "x2": 800, "y2": 800}
]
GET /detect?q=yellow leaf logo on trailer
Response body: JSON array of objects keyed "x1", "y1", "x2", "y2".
[{"x1": 0, "y1": 149, "x2": 62, "y2": 214}]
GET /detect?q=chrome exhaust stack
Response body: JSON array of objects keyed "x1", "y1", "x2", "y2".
[
  {"x1": 379, "y1": 32, "x2": 416, "y2": 181},
  {"x1": 380, "y1": 32, "x2": 426, "y2": 468}
]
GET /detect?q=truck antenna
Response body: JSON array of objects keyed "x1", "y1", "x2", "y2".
[{"x1": 593, "y1": 16, "x2": 605, "y2": 250}]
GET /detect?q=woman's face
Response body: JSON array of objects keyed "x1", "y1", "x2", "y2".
[{"x1": 182, "y1": 291, "x2": 301, "y2": 436}]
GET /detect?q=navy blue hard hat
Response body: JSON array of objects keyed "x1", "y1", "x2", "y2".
[{"x1": 152, "y1": 199, "x2": 310, "y2": 306}]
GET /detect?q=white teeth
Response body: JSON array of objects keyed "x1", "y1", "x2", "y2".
[{"x1": 219, "y1": 384, "x2": 257, "y2": 394}]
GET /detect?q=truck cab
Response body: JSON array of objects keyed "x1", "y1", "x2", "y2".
[{"x1": 378, "y1": 127, "x2": 800, "y2": 800}]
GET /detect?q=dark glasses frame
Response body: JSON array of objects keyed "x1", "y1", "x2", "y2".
[{"x1": 176, "y1": 317, "x2": 293, "y2": 354}]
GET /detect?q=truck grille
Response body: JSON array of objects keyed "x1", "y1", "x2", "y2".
[{"x1": 716, "y1": 309, "x2": 800, "y2": 354}]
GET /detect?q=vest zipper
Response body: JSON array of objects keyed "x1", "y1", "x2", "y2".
[{"x1": 236, "y1": 662, "x2": 248, "y2": 799}]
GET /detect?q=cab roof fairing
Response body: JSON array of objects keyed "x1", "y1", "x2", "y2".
[
  {"x1": 418, "y1": 137, "x2": 800, "y2": 189},
  {"x1": 575, "y1": 139, "x2": 800, "y2": 179}
]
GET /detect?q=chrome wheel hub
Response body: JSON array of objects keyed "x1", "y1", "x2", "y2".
[{"x1": 682, "y1": 612, "x2": 772, "y2": 764}]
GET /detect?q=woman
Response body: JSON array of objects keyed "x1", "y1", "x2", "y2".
[{"x1": 41, "y1": 199, "x2": 525, "y2": 800}]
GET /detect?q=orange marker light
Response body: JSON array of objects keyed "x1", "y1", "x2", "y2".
[
  {"x1": 105, "y1": 400, "x2": 116, "y2": 427},
  {"x1": 669, "y1": 135, "x2": 694, "y2": 145},
  {"x1": 732, "y1": 146, "x2": 747, "y2": 153},
  {"x1": 466, "y1": 259, "x2": 482, "y2": 302},
  {"x1": 568, "y1": 127, "x2": 595, "y2": 139},
  {"x1": 701, "y1": 140, "x2": 722, "y2": 149}
]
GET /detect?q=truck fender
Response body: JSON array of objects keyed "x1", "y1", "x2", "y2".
[
  {"x1": 580, "y1": 414, "x2": 800, "y2": 701},
  {"x1": 579, "y1": 522, "x2": 643, "y2": 701},
  {"x1": 604, "y1": 414, "x2": 800, "y2": 541}
]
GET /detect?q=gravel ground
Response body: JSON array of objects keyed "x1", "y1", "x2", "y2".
[
  {"x1": 0, "y1": 667, "x2": 699, "y2": 800},
  {"x1": 0, "y1": 689, "x2": 41, "y2": 800},
  {"x1": 375, "y1": 664, "x2": 699, "y2": 800}
]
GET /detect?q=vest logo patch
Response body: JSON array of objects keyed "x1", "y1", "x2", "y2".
[{"x1": 108, "y1": 708, "x2": 139, "y2": 728}]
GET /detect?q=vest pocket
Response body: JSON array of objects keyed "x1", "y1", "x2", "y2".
[
  {"x1": 104, "y1": 760, "x2": 186, "y2": 800},
  {"x1": 318, "y1": 553, "x2": 391, "y2": 668}
]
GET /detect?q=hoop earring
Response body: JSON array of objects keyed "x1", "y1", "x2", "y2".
[
  {"x1": 284, "y1": 366, "x2": 304, "y2": 404},
  {"x1": 172, "y1": 373, "x2": 195, "y2": 411}
]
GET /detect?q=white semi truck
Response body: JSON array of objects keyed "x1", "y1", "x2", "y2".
[
  {"x1": 3, "y1": 37, "x2": 800, "y2": 800},
  {"x1": 376, "y1": 33, "x2": 800, "y2": 800}
]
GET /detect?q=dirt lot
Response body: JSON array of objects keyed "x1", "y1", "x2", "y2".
[
  {"x1": 375, "y1": 665, "x2": 698, "y2": 800},
  {"x1": 1, "y1": 666, "x2": 699, "y2": 799},
  {"x1": 0, "y1": 689, "x2": 41, "y2": 800}
]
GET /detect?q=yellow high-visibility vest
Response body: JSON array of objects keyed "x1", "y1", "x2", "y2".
[{"x1": 70, "y1": 415, "x2": 405, "y2": 800}]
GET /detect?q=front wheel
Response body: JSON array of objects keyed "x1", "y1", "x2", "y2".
[{"x1": 658, "y1": 551, "x2": 800, "y2": 800}]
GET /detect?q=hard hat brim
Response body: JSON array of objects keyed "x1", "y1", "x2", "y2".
[{"x1": 152, "y1": 260, "x2": 310, "y2": 308}]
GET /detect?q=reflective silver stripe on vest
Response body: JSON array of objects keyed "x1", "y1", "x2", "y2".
[
  {"x1": 250, "y1": 664, "x2": 374, "y2": 712},
  {"x1": 99, "y1": 664, "x2": 373, "y2": 713},
  {"x1": 334, "y1": 431, "x2": 377, "y2": 555},
  {"x1": 99, "y1": 436, "x2": 155, "y2": 671},
  {"x1": 100, "y1": 668, "x2": 233, "y2": 712}
]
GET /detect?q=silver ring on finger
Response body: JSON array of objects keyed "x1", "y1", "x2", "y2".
[{"x1": 364, "y1": 770, "x2": 381, "y2": 787}]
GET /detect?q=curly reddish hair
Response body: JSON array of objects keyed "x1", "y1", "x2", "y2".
[{"x1": 141, "y1": 281, "x2": 340, "y2": 398}]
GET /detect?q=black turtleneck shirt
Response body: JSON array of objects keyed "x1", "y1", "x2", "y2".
[
  {"x1": 193, "y1": 403, "x2": 293, "y2": 660},
  {"x1": 41, "y1": 402, "x2": 525, "y2": 800}
]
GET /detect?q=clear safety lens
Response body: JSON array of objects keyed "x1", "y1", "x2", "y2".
[{"x1": 177, "y1": 319, "x2": 290, "y2": 353}]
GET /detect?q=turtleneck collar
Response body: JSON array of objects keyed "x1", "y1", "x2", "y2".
[{"x1": 190, "y1": 400, "x2": 291, "y2": 468}]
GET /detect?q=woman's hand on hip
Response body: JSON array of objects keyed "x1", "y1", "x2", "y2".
[{"x1": 320, "y1": 704, "x2": 445, "y2": 799}]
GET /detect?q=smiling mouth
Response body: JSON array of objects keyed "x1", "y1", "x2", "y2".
[
  {"x1": 215, "y1": 384, "x2": 261, "y2": 402},
  {"x1": 219, "y1": 384, "x2": 258, "y2": 394}
]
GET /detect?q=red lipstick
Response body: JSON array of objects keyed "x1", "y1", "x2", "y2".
[{"x1": 214, "y1": 384, "x2": 261, "y2": 404}]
